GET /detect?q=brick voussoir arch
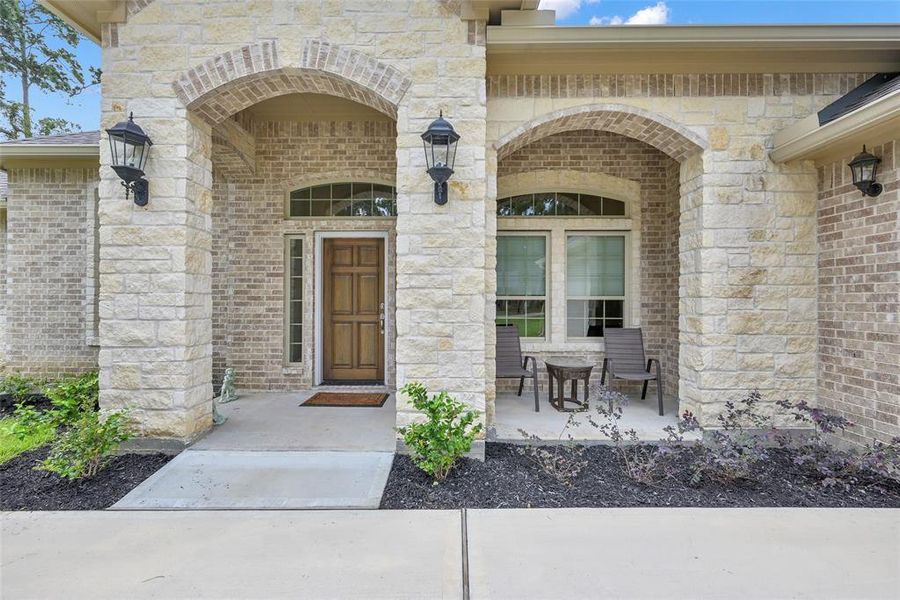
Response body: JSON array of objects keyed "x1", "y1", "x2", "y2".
[
  {"x1": 495, "y1": 103, "x2": 708, "y2": 162},
  {"x1": 173, "y1": 40, "x2": 412, "y2": 123}
]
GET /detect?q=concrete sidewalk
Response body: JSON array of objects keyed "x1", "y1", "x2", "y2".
[
  {"x1": 1, "y1": 510, "x2": 463, "y2": 599},
  {"x1": 467, "y1": 508, "x2": 900, "y2": 600},
  {"x1": 2, "y1": 509, "x2": 898, "y2": 599},
  {"x1": 112, "y1": 450, "x2": 394, "y2": 509}
]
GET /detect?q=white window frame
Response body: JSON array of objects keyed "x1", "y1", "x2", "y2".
[
  {"x1": 564, "y1": 231, "x2": 631, "y2": 341},
  {"x1": 496, "y1": 231, "x2": 550, "y2": 341},
  {"x1": 284, "y1": 235, "x2": 305, "y2": 364},
  {"x1": 285, "y1": 179, "x2": 398, "y2": 220}
]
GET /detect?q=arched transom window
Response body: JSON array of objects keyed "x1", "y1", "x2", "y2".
[
  {"x1": 289, "y1": 182, "x2": 397, "y2": 217},
  {"x1": 497, "y1": 192, "x2": 626, "y2": 217}
]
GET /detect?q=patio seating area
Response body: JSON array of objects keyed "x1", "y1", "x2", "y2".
[{"x1": 490, "y1": 389, "x2": 695, "y2": 443}]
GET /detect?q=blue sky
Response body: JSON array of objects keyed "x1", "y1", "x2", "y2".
[
  {"x1": 4, "y1": 1, "x2": 899, "y2": 137},
  {"x1": 543, "y1": 0, "x2": 900, "y2": 25}
]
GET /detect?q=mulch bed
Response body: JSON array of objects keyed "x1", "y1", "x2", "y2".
[
  {"x1": 380, "y1": 443, "x2": 900, "y2": 509},
  {"x1": 0, "y1": 446, "x2": 173, "y2": 511},
  {"x1": 0, "y1": 393, "x2": 53, "y2": 418}
]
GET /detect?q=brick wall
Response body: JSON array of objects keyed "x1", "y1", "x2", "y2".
[
  {"x1": 0, "y1": 203, "x2": 6, "y2": 368},
  {"x1": 212, "y1": 120, "x2": 397, "y2": 391},
  {"x1": 496, "y1": 129, "x2": 680, "y2": 397},
  {"x1": 817, "y1": 138, "x2": 899, "y2": 446},
  {"x1": 4, "y1": 168, "x2": 99, "y2": 376}
]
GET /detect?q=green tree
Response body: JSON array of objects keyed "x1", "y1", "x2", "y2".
[{"x1": 0, "y1": 0, "x2": 99, "y2": 140}]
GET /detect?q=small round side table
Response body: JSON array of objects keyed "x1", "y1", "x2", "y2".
[{"x1": 544, "y1": 357, "x2": 593, "y2": 412}]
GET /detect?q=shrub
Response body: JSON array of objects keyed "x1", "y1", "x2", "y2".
[
  {"x1": 590, "y1": 384, "x2": 688, "y2": 485},
  {"x1": 776, "y1": 399, "x2": 900, "y2": 488},
  {"x1": 397, "y1": 382, "x2": 483, "y2": 482},
  {"x1": 684, "y1": 391, "x2": 771, "y2": 485},
  {"x1": 0, "y1": 374, "x2": 43, "y2": 404},
  {"x1": 43, "y1": 372, "x2": 99, "y2": 425},
  {"x1": 11, "y1": 372, "x2": 100, "y2": 442},
  {"x1": 517, "y1": 413, "x2": 588, "y2": 487},
  {"x1": 37, "y1": 409, "x2": 132, "y2": 480}
]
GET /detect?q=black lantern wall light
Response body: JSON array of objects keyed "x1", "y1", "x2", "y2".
[
  {"x1": 848, "y1": 145, "x2": 882, "y2": 198},
  {"x1": 421, "y1": 111, "x2": 459, "y2": 205},
  {"x1": 106, "y1": 113, "x2": 153, "y2": 206}
]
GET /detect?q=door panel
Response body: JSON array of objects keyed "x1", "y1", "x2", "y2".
[
  {"x1": 357, "y1": 274, "x2": 379, "y2": 314},
  {"x1": 323, "y1": 238, "x2": 385, "y2": 382},
  {"x1": 357, "y1": 323, "x2": 378, "y2": 369},
  {"x1": 331, "y1": 274, "x2": 354, "y2": 314}
]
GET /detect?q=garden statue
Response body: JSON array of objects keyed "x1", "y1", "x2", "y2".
[
  {"x1": 212, "y1": 396, "x2": 227, "y2": 426},
  {"x1": 219, "y1": 368, "x2": 238, "y2": 403}
]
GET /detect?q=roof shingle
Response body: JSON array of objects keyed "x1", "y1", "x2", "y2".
[{"x1": 1, "y1": 130, "x2": 100, "y2": 146}]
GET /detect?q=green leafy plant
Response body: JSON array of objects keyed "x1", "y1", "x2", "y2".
[
  {"x1": 37, "y1": 409, "x2": 132, "y2": 479},
  {"x1": 43, "y1": 372, "x2": 99, "y2": 424},
  {"x1": 397, "y1": 382, "x2": 483, "y2": 482},
  {"x1": 0, "y1": 373, "x2": 42, "y2": 403},
  {"x1": 0, "y1": 416, "x2": 55, "y2": 464}
]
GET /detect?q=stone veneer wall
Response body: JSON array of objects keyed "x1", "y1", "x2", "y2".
[
  {"x1": 211, "y1": 120, "x2": 397, "y2": 391},
  {"x1": 496, "y1": 130, "x2": 680, "y2": 397},
  {"x1": 487, "y1": 81, "x2": 849, "y2": 425},
  {"x1": 99, "y1": 1, "x2": 488, "y2": 441},
  {"x1": 817, "y1": 138, "x2": 899, "y2": 446},
  {"x1": 3, "y1": 168, "x2": 99, "y2": 376}
]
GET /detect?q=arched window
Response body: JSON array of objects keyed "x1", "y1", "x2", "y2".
[
  {"x1": 497, "y1": 192, "x2": 625, "y2": 217},
  {"x1": 289, "y1": 182, "x2": 396, "y2": 217}
]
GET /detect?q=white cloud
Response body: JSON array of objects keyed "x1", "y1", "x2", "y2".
[
  {"x1": 590, "y1": 1, "x2": 670, "y2": 26},
  {"x1": 539, "y1": 0, "x2": 584, "y2": 20},
  {"x1": 625, "y1": 1, "x2": 670, "y2": 25},
  {"x1": 539, "y1": 0, "x2": 580, "y2": 19},
  {"x1": 540, "y1": 0, "x2": 606, "y2": 20}
]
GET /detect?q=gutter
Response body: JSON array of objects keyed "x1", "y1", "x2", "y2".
[
  {"x1": 487, "y1": 24, "x2": 900, "y2": 51},
  {"x1": 771, "y1": 88, "x2": 900, "y2": 163},
  {"x1": 0, "y1": 144, "x2": 100, "y2": 170}
]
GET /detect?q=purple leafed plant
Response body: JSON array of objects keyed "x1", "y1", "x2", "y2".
[{"x1": 776, "y1": 399, "x2": 900, "y2": 489}]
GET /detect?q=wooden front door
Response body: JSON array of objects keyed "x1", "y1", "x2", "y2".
[{"x1": 323, "y1": 238, "x2": 385, "y2": 383}]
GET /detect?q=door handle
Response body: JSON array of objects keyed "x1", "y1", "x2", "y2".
[{"x1": 379, "y1": 302, "x2": 385, "y2": 335}]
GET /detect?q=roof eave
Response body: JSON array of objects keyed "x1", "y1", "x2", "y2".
[
  {"x1": 771, "y1": 88, "x2": 900, "y2": 163},
  {"x1": 487, "y1": 24, "x2": 900, "y2": 51},
  {"x1": 0, "y1": 145, "x2": 101, "y2": 170}
]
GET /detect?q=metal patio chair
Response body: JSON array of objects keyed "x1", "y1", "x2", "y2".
[
  {"x1": 496, "y1": 324, "x2": 540, "y2": 412},
  {"x1": 600, "y1": 327, "x2": 664, "y2": 416}
]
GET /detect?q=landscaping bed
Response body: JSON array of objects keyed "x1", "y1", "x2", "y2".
[
  {"x1": 0, "y1": 445, "x2": 172, "y2": 510},
  {"x1": 380, "y1": 443, "x2": 900, "y2": 509}
]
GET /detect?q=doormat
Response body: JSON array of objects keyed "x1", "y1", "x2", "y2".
[{"x1": 302, "y1": 392, "x2": 389, "y2": 408}]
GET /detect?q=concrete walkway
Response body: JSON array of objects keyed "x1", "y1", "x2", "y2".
[
  {"x1": 3, "y1": 509, "x2": 898, "y2": 599},
  {"x1": 115, "y1": 391, "x2": 397, "y2": 509},
  {"x1": 112, "y1": 450, "x2": 393, "y2": 509}
]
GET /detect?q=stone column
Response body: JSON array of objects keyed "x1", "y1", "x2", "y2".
[
  {"x1": 98, "y1": 109, "x2": 214, "y2": 442},
  {"x1": 679, "y1": 150, "x2": 818, "y2": 426},
  {"x1": 394, "y1": 15, "x2": 488, "y2": 452}
]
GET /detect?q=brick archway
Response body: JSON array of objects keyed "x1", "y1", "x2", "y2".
[
  {"x1": 173, "y1": 40, "x2": 412, "y2": 123},
  {"x1": 494, "y1": 104, "x2": 707, "y2": 162}
]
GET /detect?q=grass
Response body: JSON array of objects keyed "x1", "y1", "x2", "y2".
[
  {"x1": 497, "y1": 318, "x2": 545, "y2": 338},
  {"x1": 0, "y1": 417, "x2": 55, "y2": 464}
]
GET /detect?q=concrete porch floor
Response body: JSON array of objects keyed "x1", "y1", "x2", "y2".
[
  {"x1": 194, "y1": 389, "x2": 398, "y2": 452},
  {"x1": 491, "y1": 388, "x2": 700, "y2": 443}
]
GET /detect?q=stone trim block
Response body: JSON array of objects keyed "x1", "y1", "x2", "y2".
[
  {"x1": 495, "y1": 104, "x2": 707, "y2": 163},
  {"x1": 173, "y1": 40, "x2": 413, "y2": 124}
]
